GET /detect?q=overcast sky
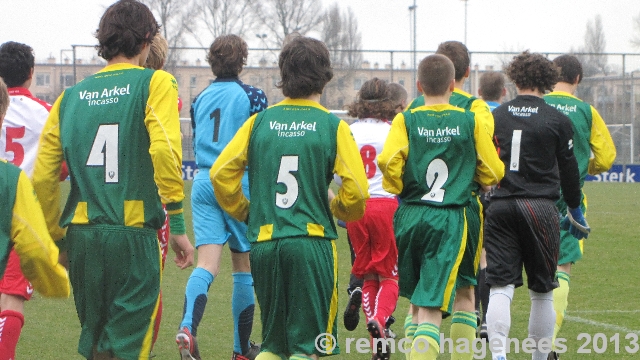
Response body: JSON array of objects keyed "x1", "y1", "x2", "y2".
[{"x1": 1, "y1": 0, "x2": 639, "y2": 64}]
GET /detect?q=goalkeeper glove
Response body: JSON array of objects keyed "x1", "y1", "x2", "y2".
[{"x1": 561, "y1": 207, "x2": 590, "y2": 240}]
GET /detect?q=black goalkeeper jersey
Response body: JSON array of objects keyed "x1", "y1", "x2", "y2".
[{"x1": 492, "y1": 95, "x2": 581, "y2": 208}]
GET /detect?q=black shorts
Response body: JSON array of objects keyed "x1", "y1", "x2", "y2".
[{"x1": 484, "y1": 198, "x2": 560, "y2": 293}]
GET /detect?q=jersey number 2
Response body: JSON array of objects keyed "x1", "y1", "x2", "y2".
[
  {"x1": 421, "y1": 158, "x2": 449, "y2": 203},
  {"x1": 87, "y1": 124, "x2": 119, "y2": 183},
  {"x1": 276, "y1": 155, "x2": 299, "y2": 209}
]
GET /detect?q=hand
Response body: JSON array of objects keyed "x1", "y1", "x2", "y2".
[
  {"x1": 561, "y1": 207, "x2": 590, "y2": 240},
  {"x1": 170, "y1": 233, "x2": 194, "y2": 269}
]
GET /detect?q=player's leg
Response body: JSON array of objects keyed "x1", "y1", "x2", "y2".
[
  {"x1": 451, "y1": 196, "x2": 483, "y2": 360},
  {"x1": 343, "y1": 228, "x2": 363, "y2": 331},
  {"x1": 0, "y1": 249, "x2": 31, "y2": 360},
  {"x1": 227, "y1": 213, "x2": 259, "y2": 360},
  {"x1": 478, "y1": 248, "x2": 489, "y2": 339},
  {"x1": 485, "y1": 199, "x2": 525, "y2": 360},
  {"x1": 282, "y1": 238, "x2": 339, "y2": 359},
  {"x1": 410, "y1": 306, "x2": 443, "y2": 360},
  {"x1": 152, "y1": 207, "x2": 170, "y2": 353},
  {"x1": 520, "y1": 198, "x2": 561, "y2": 360}
]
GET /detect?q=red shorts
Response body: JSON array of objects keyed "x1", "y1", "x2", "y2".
[
  {"x1": 0, "y1": 248, "x2": 33, "y2": 300},
  {"x1": 347, "y1": 197, "x2": 399, "y2": 280},
  {"x1": 157, "y1": 206, "x2": 170, "y2": 270}
]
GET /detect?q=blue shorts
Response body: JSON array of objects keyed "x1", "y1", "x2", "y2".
[{"x1": 191, "y1": 176, "x2": 250, "y2": 253}]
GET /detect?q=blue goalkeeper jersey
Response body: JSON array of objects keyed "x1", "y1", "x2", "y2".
[{"x1": 191, "y1": 77, "x2": 267, "y2": 177}]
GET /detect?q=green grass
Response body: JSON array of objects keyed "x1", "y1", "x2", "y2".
[{"x1": 18, "y1": 182, "x2": 640, "y2": 359}]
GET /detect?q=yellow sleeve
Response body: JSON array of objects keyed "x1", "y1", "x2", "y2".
[
  {"x1": 588, "y1": 106, "x2": 616, "y2": 175},
  {"x1": 31, "y1": 94, "x2": 66, "y2": 241},
  {"x1": 210, "y1": 115, "x2": 256, "y2": 222},
  {"x1": 378, "y1": 113, "x2": 409, "y2": 194},
  {"x1": 12, "y1": 171, "x2": 70, "y2": 298},
  {"x1": 331, "y1": 120, "x2": 369, "y2": 222},
  {"x1": 471, "y1": 99, "x2": 495, "y2": 136},
  {"x1": 473, "y1": 115, "x2": 505, "y2": 186},
  {"x1": 146, "y1": 70, "x2": 185, "y2": 211}
]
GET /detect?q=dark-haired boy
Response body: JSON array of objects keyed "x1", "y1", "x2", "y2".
[
  {"x1": 211, "y1": 36, "x2": 369, "y2": 360},
  {"x1": 32, "y1": 1, "x2": 194, "y2": 359},
  {"x1": 486, "y1": 51, "x2": 588, "y2": 360},
  {"x1": 544, "y1": 54, "x2": 615, "y2": 359},
  {"x1": 479, "y1": 71, "x2": 506, "y2": 112},
  {"x1": 176, "y1": 34, "x2": 267, "y2": 360},
  {"x1": 405, "y1": 41, "x2": 496, "y2": 358},
  {"x1": 379, "y1": 54, "x2": 503, "y2": 360}
]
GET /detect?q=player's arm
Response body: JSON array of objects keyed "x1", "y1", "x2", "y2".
[
  {"x1": 587, "y1": 106, "x2": 616, "y2": 175},
  {"x1": 470, "y1": 99, "x2": 495, "y2": 136},
  {"x1": 378, "y1": 112, "x2": 409, "y2": 195},
  {"x1": 32, "y1": 94, "x2": 66, "y2": 241},
  {"x1": 331, "y1": 120, "x2": 369, "y2": 222},
  {"x1": 556, "y1": 116, "x2": 582, "y2": 209},
  {"x1": 473, "y1": 115, "x2": 504, "y2": 186},
  {"x1": 210, "y1": 114, "x2": 256, "y2": 222},
  {"x1": 12, "y1": 171, "x2": 70, "y2": 298}
]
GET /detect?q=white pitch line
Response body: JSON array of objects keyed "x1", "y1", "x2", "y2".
[
  {"x1": 565, "y1": 315, "x2": 640, "y2": 335},
  {"x1": 569, "y1": 310, "x2": 640, "y2": 314}
]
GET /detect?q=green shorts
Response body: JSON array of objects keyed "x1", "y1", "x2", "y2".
[
  {"x1": 395, "y1": 204, "x2": 467, "y2": 315},
  {"x1": 456, "y1": 195, "x2": 483, "y2": 288},
  {"x1": 557, "y1": 192, "x2": 587, "y2": 265},
  {"x1": 67, "y1": 225, "x2": 161, "y2": 359},
  {"x1": 251, "y1": 237, "x2": 339, "y2": 357}
]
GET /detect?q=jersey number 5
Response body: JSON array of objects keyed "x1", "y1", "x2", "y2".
[
  {"x1": 421, "y1": 158, "x2": 449, "y2": 203},
  {"x1": 87, "y1": 124, "x2": 119, "y2": 183},
  {"x1": 4, "y1": 126, "x2": 26, "y2": 166},
  {"x1": 276, "y1": 155, "x2": 299, "y2": 209}
]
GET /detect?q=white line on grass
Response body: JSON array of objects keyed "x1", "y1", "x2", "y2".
[{"x1": 565, "y1": 315, "x2": 640, "y2": 335}]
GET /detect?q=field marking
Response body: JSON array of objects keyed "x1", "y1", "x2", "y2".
[
  {"x1": 569, "y1": 310, "x2": 640, "y2": 314},
  {"x1": 565, "y1": 315, "x2": 640, "y2": 334}
]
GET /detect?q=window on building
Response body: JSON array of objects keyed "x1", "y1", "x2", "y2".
[
  {"x1": 354, "y1": 78, "x2": 363, "y2": 90},
  {"x1": 36, "y1": 74, "x2": 50, "y2": 86},
  {"x1": 60, "y1": 74, "x2": 74, "y2": 88},
  {"x1": 399, "y1": 79, "x2": 405, "y2": 86},
  {"x1": 190, "y1": 76, "x2": 197, "y2": 88},
  {"x1": 338, "y1": 78, "x2": 344, "y2": 89}
]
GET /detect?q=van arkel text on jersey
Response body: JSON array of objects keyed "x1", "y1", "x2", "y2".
[
  {"x1": 270, "y1": 120, "x2": 317, "y2": 138},
  {"x1": 508, "y1": 105, "x2": 539, "y2": 117},
  {"x1": 418, "y1": 125, "x2": 461, "y2": 144},
  {"x1": 79, "y1": 84, "x2": 131, "y2": 107},
  {"x1": 548, "y1": 103, "x2": 578, "y2": 116}
]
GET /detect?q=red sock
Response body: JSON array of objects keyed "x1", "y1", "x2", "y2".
[
  {"x1": 152, "y1": 291, "x2": 163, "y2": 349},
  {"x1": 375, "y1": 279, "x2": 399, "y2": 326},
  {"x1": 362, "y1": 279, "x2": 379, "y2": 322},
  {"x1": 0, "y1": 310, "x2": 25, "y2": 360}
]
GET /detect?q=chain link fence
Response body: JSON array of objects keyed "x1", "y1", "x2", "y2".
[{"x1": 36, "y1": 46, "x2": 640, "y2": 165}]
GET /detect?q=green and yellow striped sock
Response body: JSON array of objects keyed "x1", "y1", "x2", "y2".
[
  {"x1": 404, "y1": 314, "x2": 418, "y2": 360},
  {"x1": 411, "y1": 322, "x2": 440, "y2": 360},
  {"x1": 552, "y1": 271, "x2": 570, "y2": 349},
  {"x1": 450, "y1": 311, "x2": 478, "y2": 360}
]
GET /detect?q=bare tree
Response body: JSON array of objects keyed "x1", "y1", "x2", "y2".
[
  {"x1": 190, "y1": 0, "x2": 255, "y2": 47},
  {"x1": 141, "y1": 0, "x2": 198, "y2": 70},
  {"x1": 581, "y1": 15, "x2": 608, "y2": 76},
  {"x1": 249, "y1": 0, "x2": 323, "y2": 48}
]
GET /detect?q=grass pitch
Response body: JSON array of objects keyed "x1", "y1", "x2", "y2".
[{"x1": 18, "y1": 182, "x2": 640, "y2": 359}]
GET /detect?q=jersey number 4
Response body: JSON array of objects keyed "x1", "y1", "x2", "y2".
[
  {"x1": 87, "y1": 124, "x2": 119, "y2": 183},
  {"x1": 421, "y1": 158, "x2": 449, "y2": 203},
  {"x1": 276, "y1": 155, "x2": 299, "y2": 209}
]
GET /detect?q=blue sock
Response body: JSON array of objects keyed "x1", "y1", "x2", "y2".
[
  {"x1": 180, "y1": 267, "x2": 214, "y2": 335},
  {"x1": 232, "y1": 272, "x2": 255, "y2": 355}
]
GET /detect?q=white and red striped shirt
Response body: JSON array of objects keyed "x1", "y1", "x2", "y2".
[{"x1": 0, "y1": 87, "x2": 51, "y2": 176}]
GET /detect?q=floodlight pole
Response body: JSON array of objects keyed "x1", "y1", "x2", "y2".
[
  {"x1": 462, "y1": 0, "x2": 468, "y2": 45},
  {"x1": 409, "y1": 0, "x2": 417, "y2": 98}
]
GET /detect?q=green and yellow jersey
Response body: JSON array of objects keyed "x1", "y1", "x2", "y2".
[
  {"x1": 378, "y1": 104, "x2": 503, "y2": 206},
  {"x1": 0, "y1": 159, "x2": 69, "y2": 297},
  {"x1": 32, "y1": 63, "x2": 184, "y2": 239},
  {"x1": 210, "y1": 98, "x2": 369, "y2": 243},
  {"x1": 544, "y1": 91, "x2": 616, "y2": 186}
]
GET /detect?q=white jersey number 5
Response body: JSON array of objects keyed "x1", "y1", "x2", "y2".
[
  {"x1": 276, "y1": 155, "x2": 299, "y2": 209},
  {"x1": 421, "y1": 158, "x2": 449, "y2": 203},
  {"x1": 87, "y1": 124, "x2": 119, "y2": 183}
]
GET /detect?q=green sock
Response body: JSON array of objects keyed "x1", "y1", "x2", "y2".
[
  {"x1": 450, "y1": 311, "x2": 478, "y2": 360},
  {"x1": 404, "y1": 314, "x2": 418, "y2": 360},
  {"x1": 411, "y1": 322, "x2": 440, "y2": 360},
  {"x1": 256, "y1": 352, "x2": 284, "y2": 360},
  {"x1": 553, "y1": 271, "x2": 570, "y2": 349}
]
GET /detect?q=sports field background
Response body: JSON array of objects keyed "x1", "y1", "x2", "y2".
[{"x1": 18, "y1": 182, "x2": 640, "y2": 359}]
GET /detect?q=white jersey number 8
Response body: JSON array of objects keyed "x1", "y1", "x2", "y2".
[
  {"x1": 421, "y1": 158, "x2": 448, "y2": 203},
  {"x1": 276, "y1": 155, "x2": 299, "y2": 209},
  {"x1": 87, "y1": 124, "x2": 119, "y2": 183}
]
